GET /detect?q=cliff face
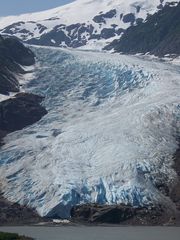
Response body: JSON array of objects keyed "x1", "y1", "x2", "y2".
[
  {"x1": 105, "y1": 2, "x2": 180, "y2": 57},
  {"x1": 0, "y1": 35, "x2": 35, "y2": 95}
]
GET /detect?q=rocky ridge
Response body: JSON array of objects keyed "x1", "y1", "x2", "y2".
[
  {"x1": 0, "y1": 35, "x2": 35, "y2": 95},
  {"x1": 105, "y1": 2, "x2": 180, "y2": 56}
]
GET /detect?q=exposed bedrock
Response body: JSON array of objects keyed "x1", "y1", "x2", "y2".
[
  {"x1": 0, "y1": 191, "x2": 43, "y2": 225},
  {"x1": 0, "y1": 35, "x2": 35, "y2": 95},
  {"x1": 0, "y1": 35, "x2": 35, "y2": 66},
  {"x1": 0, "y1": 93, "x2": 47, "y2": 145},
  {"x1": 70, "y1": 203, "x2": 173, "y2": 225},
  {"x1": 105, "y1": 3, "x2": 180, "y2": 57}
]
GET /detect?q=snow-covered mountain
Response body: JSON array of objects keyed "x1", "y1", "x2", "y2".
[
  {"x1": 106, "y1": 1, "x2": 180, "y2": 56},
  {"x1": 0, "y1": 0, "x2": 174, "y2": 50}
]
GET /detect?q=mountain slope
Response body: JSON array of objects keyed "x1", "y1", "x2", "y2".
[
  {"x1": 0, "y1": 35, "x2": 47, "y2": 145},
  {"x1": 0, "y1": 35, "x2": 35, "y2": 95},
  {"x1": 0, "y1": 0, "x2": 172, "y2": 50},
  {"x1": 106, "y1": 2, "x2": 180, "y2": 56}
]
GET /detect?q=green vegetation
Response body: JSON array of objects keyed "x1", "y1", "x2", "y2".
[
  {"x1": 106, "y1": 2, "x2": 180, "y2": 56},
  {"x1": 0, "y1": 232, "x2": 33, "y2": 240}
]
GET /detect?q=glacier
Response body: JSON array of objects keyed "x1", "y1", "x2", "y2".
[{"x1": 0, "y1": 47, "x2": 179, "y2": 218}]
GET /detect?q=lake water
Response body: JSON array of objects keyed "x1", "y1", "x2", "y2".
[{"x1": 0, "y1": 226, "x2": 180, "y2": 240}]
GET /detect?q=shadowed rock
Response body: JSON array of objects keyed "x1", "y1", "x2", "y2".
[
  {"x1": 123, "y1": 13, "x2": 135, "y2": 24},
  {"x1": 0, "y1": 34, "x2": 35, "y2": 94},
  {"x1": 105, "y1": 3, "x2": 180, "y2": 57},
  {"x1": 0, "y1": 191, "x2": 43, "y2": 225},
  {"x1": 71, "y1": 203, "x2": 172, "y2": 225},
  {"x1": 0, "y1": 93, "x2": 47, "y2": 144}
]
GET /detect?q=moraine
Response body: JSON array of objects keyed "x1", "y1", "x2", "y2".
[{"x1": 0, "y1": 46, "x2": 179, "y2": 218}]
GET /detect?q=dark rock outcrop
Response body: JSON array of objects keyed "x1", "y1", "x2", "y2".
[
  {"x1": 0, "y1": 93, "x2": 47, "y2": 144},
  {"x1": 0, "y1": 34, "x2": 35, "y2": 95},
  {"x1": 100, "y1": 28, "x2": 116, "y2": 39},
  {"x1": 105, "y1": 2, "x2": 180, "y2": 57},
  {"x1": 0, "y1": 192, "x2": 42, "y2": 225},
  {"x1": 122, "y1": 13, "x2": 135, "y2": 24},
  {"x1": 93, "y1": 9, "x2": 117, "y2": 24},
  {"x1": 0, "y1": 35, "x2": 35, "y2": 66},
  {"x1": 71, "y1": 204, "x2": 172, "y2": 225}
]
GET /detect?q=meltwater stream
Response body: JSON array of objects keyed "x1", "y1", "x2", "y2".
[{"x1": 0, "y1": 47, "x2": 179, "y2": 218}]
